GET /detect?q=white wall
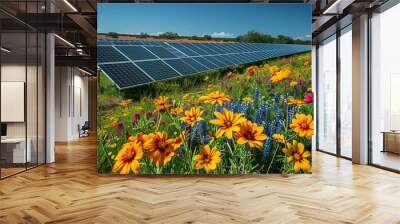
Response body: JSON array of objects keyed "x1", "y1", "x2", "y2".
[{"x1": 54, "y1": 67, "x2": 89, "y2": 141}]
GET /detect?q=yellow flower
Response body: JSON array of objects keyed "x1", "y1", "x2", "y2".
[
  {"x1": 170, "y1": 105, "x2": 183, "y2": 116},
  {"x1": 109, "y1": 143, "x2": 117, "y2": 149},
  {"x1": 282, "y1": 140, "x2": 311, "y2": 173},
  {"x1": 154, "y1": 96, "x2": 172, "y2": 112},
  {"x1": 287, "y1": 98, "x2": 306, "y2": 107},
  {"x1": 112, "y1": 140, "x2": 143, "y2": 174},
  {"x1": 270, "y1": 65, "x2": 280, "y2": 74},
  {"x1": 199, "y1": 91, "x2": 231, "y2": 106},
  {"x1": 272, "y1": 134, "x2": 285, "y2": 143},
  {"x1": 245, "y1": 66, "x2": 258, "y2": 76},
  {"x1": 182, "y1": 94, "x2": 190, "y2": 101},
  {"x1": 173, "y1": 130, "x2": 188, "y2": 148},
  {"x1": 235, "y1": 120, "x2": 268, "y2": 149},
  {"x1": 242, "y1": 96, "x2": 252, "y2": 104},
  {"x1": 180, "y1": 107, "x2": 204, "y2": 127},
  {"x1": 290, "y1": 113, "x2": 314, "y2": 139},
  {"x1": 144, "y1": 132, "x2": 180, "y2": 167},
  {"x1": 193, "y1": 145, "x2": 221, "y2": 173},
  {"x1": 128, "y1": 133, "x2": 149, "y2": 146},
  {"x1": 290, "y1": 81, "x2": 298, "y2": 87},
  {"x1": 271, "y1": 69, "x2": 290, "y2": 83},
  {"x1": 119, "y1": 99, "x2": 132, "y2": 107},
  {"x1": 263, "y1": 64, "x2": 270, "y2": 72},
  {"x1": 209, "y1": 108, "x2": 246, "y2": 139},
  {"x1": 204, "y1": 75, "x2": 209, "y2": 81}
]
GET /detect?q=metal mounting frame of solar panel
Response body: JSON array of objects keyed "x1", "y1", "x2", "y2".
[{"x1": 97, "y1": 40, "x2": 311, "y2": 89}]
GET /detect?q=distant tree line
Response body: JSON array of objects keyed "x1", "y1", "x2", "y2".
[
  {"x1": 236, "y1": 31, "x2": 311, "y2": 44},
  {"x1": 102, "y1": 30, "x2": 311, "y2": 44}
]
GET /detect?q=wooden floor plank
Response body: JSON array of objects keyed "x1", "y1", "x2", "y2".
[{"x1": 0, "y1": 136, "x2": 399, "y2": 223}]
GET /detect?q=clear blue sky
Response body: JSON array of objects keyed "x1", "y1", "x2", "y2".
[{"x1": 98, "y1": 4, "x2": 311, "y2": 40}]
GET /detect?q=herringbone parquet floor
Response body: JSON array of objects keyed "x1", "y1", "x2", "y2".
[{"x1": 1, "y1": 136, "x2": 400, "y2": 224}]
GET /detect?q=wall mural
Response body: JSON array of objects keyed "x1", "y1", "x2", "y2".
[{"x1": 97, "y1": 3, "x2": 313, "y2": 175}]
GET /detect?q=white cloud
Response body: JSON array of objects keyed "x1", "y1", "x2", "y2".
[
  {"x1": 295, "y1": 34, "x2": 312, "y2": 40},
  {"x1": 151, "y1": 32, "x2": 166, "y2": 36},
  {"x1": 210, "y1": 32, "x2": 235, "y2": 38}
]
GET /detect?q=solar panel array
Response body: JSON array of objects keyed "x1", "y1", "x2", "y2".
[{"x1": 97, "y1": 40, "x2": 311, "y2": 89}]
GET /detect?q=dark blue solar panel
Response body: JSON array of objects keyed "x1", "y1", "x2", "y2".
[
  {"x1": 116, "y1": 46, "x2": 157, "y2": 61},
  {"x1": 97, "y1": 46, "x2": 128, "y2": 63},
  {"x1": 98, "y1": 39, "x2": 310, "y2": 89},
  {"x1": 182, "y1": 43, "x2": 209, "y2": 55},
  {"x1": 164, "y1": 59, "x2": 198, "y2": 75},
  {"x1": 193, "y1": 57, "x2": 219, "y2": 69},
  {"x1": 196, "y1": 43, "x2": 220, "y2": 54},
  {"x1": 97, "y1": 40, "x2": 113, "y2": 46},
  {"x1": 223, "y1": 54, "x2": 243, "y2": 65},
  {"x1": 145, "y1": 46, "x2": 177, "y2": 59},
  {"x1": 99, "y1": 63, "x2": 153, "y2": 89},
  {"x1": 214, "y1": 55, "x2": 235, "y2": 67},
  {"x1": 180, "y1": 57, "x2": 208, "y2": 72},
  {"x1": 135, "y1": 60, "x2": 181, "y2": 80},
  {"x1": 203, "y1": 56, "x2": 225, "y2": 68},
  {"x1": 168, "y1": 43, "x2": 199, "y2": 56},
  {"x1": 207, "y1": 44, "x2": 227, "y2": 54}
]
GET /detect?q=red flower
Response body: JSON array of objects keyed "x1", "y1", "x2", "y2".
[
  {"x1": 115, "y1": 121, "x2": 124, "y2": 136},
  {"x1": 132, "y1": 112, "x2": 140, "y2": 127},
  {"x1": 146, "y1": 111, "x2": 152, "y2": 119},
  {"x1": 304, "y1": 92, "x2": 313, "y2": 104}
]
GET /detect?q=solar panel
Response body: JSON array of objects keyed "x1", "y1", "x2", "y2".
[
  {"x1": 180, "y1": 57, "x2": 209, "y2": 72},
  {"x1": 204, "y1": 56, "x2": 226, "y2": 68},
  {"x1": 145, "y1": 46, "x2": 177, "y2": 59},
  {"x1": 115, "y1": 46, "x2": 157, "y2": 61},
  {"x1": 167, "y1": 43, "x2": 199, "y2": 56},
  {"x1": 99, "y1": 63, "x2": 153, "y2": 89},
  {"x1": 97, "y1": 46, "x2": 128, "y2": 63},
  {"x1": 135, "y1": 60, "x2": 181, "y2": 80},
  {"x1": 193, "y1": 56, "x2": 219, "y2": 69},
  {"x1": 98, "y1": 39, "x2": 311, "y2": 89},
  {"x1": 164, "y1": 58, "x2": 200, "y2": 75}
]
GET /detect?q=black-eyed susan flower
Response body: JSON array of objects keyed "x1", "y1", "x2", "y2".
[
  {"x1": 271, "y1": 69, "x2": 290, "y2": 83},
  {"x1": 128, "y1": 133, "x2": 149, "y2": 146},
  {"x1": 199, "y1": 91, "x2": 231, "y2": 106},
  {"x1": 270, "y1": 65, "x2": 280, "y2": 74},
  {"x1": 235, "y1": 120, "x2": 268, "y2": 149},
  {"x1": 282, "y1": 140, "x2": 311, "y2": 173},
  {"x1": 287, "y1": 98, "x2": 306, "y2": 107},
  {"x1": 245, "y1": 65, "x2": 259, "y2": 76},
  {"x1": 144, "y1": 132, "x2": 180, "y2": 167},
  {"x1": 209, "y1": 108, "x2": 246, "y2": 139},
  {"x1": 170, "y1": 105, "x2": 183, "y2": 116},
  {"x1": 112, "y1": 140, "x2": 143, "y2": 174},
  {"x1": 193, "y1": 145, "x2": 221, "y2": 173},
  {"x1": 290, "y1": 113, "x2": 314, "y2": 139},
  {"x1": 119, "y1": 99, "x2": 132, "y2": 107},
  {"x1": 272, "y1": 134, "x2": 285, "y2": 144},
  {"x1": 180, "y1": 107, "x2": 204, "y2": 127},
  {"x1": 154, "y1": 96, "x2": 172, "y2": 112}
]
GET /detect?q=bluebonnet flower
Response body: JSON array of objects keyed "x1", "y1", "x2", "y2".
[
  {"x1": 253, "y1": 88, "x2": 260, "y2": 105},
  {"x1": 263, "y1": 138, "x2": 273, "y2": 158},
  {"x1": 199, "y1": 120, "x2": 207, "y2": 138}
]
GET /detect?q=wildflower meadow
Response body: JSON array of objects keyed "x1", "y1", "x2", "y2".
[{"x1": 97, "y1": 52, "x2": 313, "y2": 175}]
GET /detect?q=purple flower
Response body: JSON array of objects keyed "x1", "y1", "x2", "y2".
[{"x1": 115, "y1": 121, "x2": 124, "y2": 136}]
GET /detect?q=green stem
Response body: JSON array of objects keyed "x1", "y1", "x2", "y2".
[{"x1": 266, "y1": 144, "x2": 279, "y2": 174}]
